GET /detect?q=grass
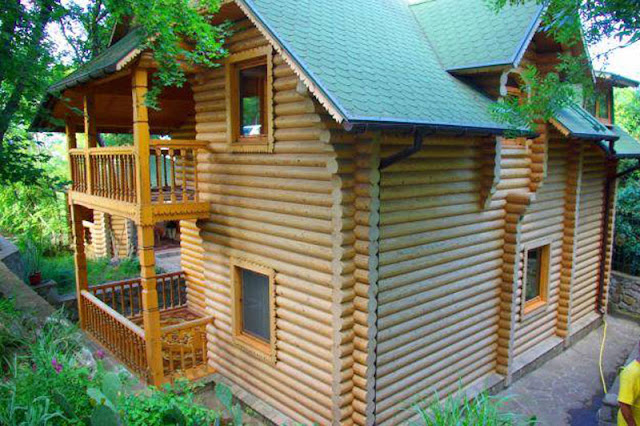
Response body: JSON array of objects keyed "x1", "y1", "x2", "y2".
[
  {"x1": 412, "y1": 389, "x2": 536, "y2": 426},
  {"x1": 40, "y1": 254, "x2": 163, "y2": 295}
]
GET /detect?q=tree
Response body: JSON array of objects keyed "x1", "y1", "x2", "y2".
[
  {"x1": 489, "y1": 0, "x2": 640, "y2": 129},
  {"x1": 615, "y1": 87, "x2": 640, "y2": 139}
]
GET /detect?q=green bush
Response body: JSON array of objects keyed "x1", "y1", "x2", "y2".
[
  {"x1": 40, "y1": 255, "x2": 160, "y2": 294},
  {"x1": 0, "y1": 306, "x2": 222, "y2": 426},
  {"x1": 413, "y1": 390, "x2": 535, "y2": 426}
]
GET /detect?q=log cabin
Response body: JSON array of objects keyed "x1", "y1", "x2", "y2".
[{"x1": 32, "y1": 0, "x2": 640, "y2": 424}]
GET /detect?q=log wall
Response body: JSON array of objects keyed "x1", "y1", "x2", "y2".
[
  {"x1": 374, "y1": 134, "x2": 503, "y2": 425},
  {"x1": 513, "y1": 138, "x2": 567, "y2": 358},
  {"x1": 185, "y1": 18, "x2": 347, "y2": 424},
  {"x1": 571, "y1": 145, "x2": 608, "y2": 323}
]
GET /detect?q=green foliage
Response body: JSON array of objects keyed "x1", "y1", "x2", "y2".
[
  {"x1": 41, "y1": 254, "x2": 162, "y2": 294},
  {"x1": 411, "y1": 390, "x2": 535, "y2": 425},
  {"x1": 615, "y1": 88, "x2": 640, "y2": 139},
  {"x1": 489, "y1": 65, "x2": 578, "y2": 132},
  {"x1": 0, "y1": 304, "x2": 221, "y2": 426},
  {"x1": 105, "y1": 0, "x2": 229, "y2": 108},
  {"x1": 215, "y1": 382, "x2": 244, "y2": 426},
  {"x1": 0, "y1": 298, "x2": 26, "y2": 358},
  {"x1": 121, "y1": 380, "x2": 218, "y2": 425},
  {"x1": 0, "y1": 183, "x2": 69, "y2": 255},
  {"x1": 490, "y1": 0, "x2": 640, "y2": 46}
]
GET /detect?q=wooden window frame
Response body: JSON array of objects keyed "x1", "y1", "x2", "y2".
[
  {"x1": 229, "y1": 258, "x2": 276, "y2": 364},
  {"x1": 595, "y1": 91, "x2": 612, "y2": 124},
  {"x1": 521, "y1": 238, "x2": 552, "y2": 317},
  {"x1": 225, "y1": 46, "x2": 274, "y2": 153}
]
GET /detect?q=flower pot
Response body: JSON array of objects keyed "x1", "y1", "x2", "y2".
[{"x1": 28, "y1": 272, "x2": 42, "y2": 286}]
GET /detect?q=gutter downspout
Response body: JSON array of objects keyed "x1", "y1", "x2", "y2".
[
  {"x1": 596, "y1": 159, "x2": 640, "y2": 313},
  {"x1": 596, "y1": 152, "x2": 618, "y2": 314},
  {"x1": 379, "y1": 128, "x2": 427, "y2": 170}
]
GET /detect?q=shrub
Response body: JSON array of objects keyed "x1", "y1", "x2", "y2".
[{"x1": 413, "y1": 390, "x2": 535, "y2": 426}]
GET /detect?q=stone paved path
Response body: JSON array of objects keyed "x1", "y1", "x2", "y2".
[
  {"x1": 155, "y1": 247, "x2": 182, "y2": 273},
  {"x1": 497, "y1": 315, "x2": 640, "y2": 425}
]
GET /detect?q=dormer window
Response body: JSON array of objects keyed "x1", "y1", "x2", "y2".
[
  {"x1": 596, "y1": 91, "x2": 611, "y2": 124},
  {"x1": 226, "y1": 46, "x2": 274, "y2": 152}
]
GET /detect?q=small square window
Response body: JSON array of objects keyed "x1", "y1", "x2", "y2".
[
  {"x1": 522, "y1": 242, "x2": 550, "y2": 316},
  {"x1": 230, "y1": 259, "x2": 276, "y2": 363},
  {"x1": 226, "y1": 46, "x2": 274, "y2": 153},
  {"x1": 240, "y1": 268, "x2": 270, "y2": 341}
]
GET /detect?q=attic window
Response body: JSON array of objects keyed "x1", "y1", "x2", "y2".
[
  {"x1": 596, "y1": 92, "x2": 611, "y2": 122},
  {"x1": 226, "y1": 46, "x2": 274, "y2": 153}
]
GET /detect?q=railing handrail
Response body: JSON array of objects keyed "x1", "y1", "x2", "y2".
[
  {"x1": 69, "y1": 148, "x2": 85, "y2": 155},
  {"x1": 81, "y1": 290, "x2": 145, "y2": 338},
  {"x1": 89, "y1": 271, "x2": 185, "y2": 293},
  {"x1": 161, "y1": 315, "x2": 213, "y2": 334},
  {"x1": 150, "y1": 139, "x2": 209, "y2": 149},
  {"x1": 89, "y1": 276, "x2": 142, "y2": 293},
  {"x1": 88, "y1": 146, "x2": 136, "y2": 155}
]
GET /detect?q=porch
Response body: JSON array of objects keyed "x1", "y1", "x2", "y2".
[
  {"x1": 59, "y1": 54, "x2": 211, "y2": 385},
  {"x1": 80, "y1": 271, "x2": 213, "y2": 383}
]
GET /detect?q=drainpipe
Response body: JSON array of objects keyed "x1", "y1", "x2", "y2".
[
  {"x1": 379, "y1": 128, "x2": 428, "y2": 170},
  {"x1": 596, "y1": 159, "x2": 640, "y2": 313},
  {"x1": 596, "y1": 146, "x2": 619, "y2": 314}
]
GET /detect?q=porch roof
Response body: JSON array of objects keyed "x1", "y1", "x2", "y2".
[
  {"x1": 613, "y1": 125, "x2": 640, "y2": 158},
  {"x1": 553, "y1": 103, "x2": 618, "y2": 141}
]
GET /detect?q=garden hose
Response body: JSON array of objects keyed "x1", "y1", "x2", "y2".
[{"x1": 600, "y1": 316, "x2": 608, "y2": 394}]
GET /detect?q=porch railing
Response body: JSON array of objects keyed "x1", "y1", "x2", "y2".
[
  {"x1": 69, "y1": 140, "x2": 207, "y2": 205},
  {"x1": 162, "y1": 315, "x2": 212, "y2": 379},
  {"x1": 81, "y1": 290, "x2": 148, "y2": 379},
  {"x1": 88, "y1": 271, "x2": 187, "y2": 319}
]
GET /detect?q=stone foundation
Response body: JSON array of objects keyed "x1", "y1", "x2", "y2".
[{"x1": 610, "y1": 271, "x2": 640, "y2": 316}]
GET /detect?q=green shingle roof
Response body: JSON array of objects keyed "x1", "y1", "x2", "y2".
[
  {"x1": 242, "y1": 0, "x2": 513, "y2": 132},
  {"x1": 554, "y1": 103, "x2": 617, "y2": 141},
  {"x1": 410, "y1": 0, "x2": 544, "y2": 71},
  {"x1": 48, "y1": 29, "x2": 144, "y2": 94},
  {"x1": 613, "y1": 125, "x2": 640, "y2": 157}
]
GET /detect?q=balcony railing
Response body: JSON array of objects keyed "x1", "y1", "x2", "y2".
[
  {"x1": 68, "y1": 139, "x2": 207, "y2": 205},
  {"x1": 87, "y1": 271, "x2": 188, "y2": 318}
]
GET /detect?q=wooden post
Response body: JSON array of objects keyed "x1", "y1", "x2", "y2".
[
  {"x1": 71, "y1": 204, "x2": 89, "y2": 328},
  {"x1": 84, "y1": 93, "x2": 98, "y2": 194},
  {"x1": 137, "y1": 224, "x2": 163, "y2": 385},
  {"x1": 132, "y1": 66, "x2": 163, "y2": 385}
]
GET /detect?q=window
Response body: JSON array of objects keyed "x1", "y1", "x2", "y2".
[
  {"x1": 226, "y1": 46, "x2": 274, "y2": 152},
  {"x1": 596, "y1": 92, "x2": 610, "y2": 121},
  {"x1": 230, "y1": 259, "x2": 276, "y2": 362},
  {"x1": 239, "y1": 64, "x2": 267, "y2": 138},
  {"x1": 522, "y1": 242, "x2": 551, "y2": 316}
]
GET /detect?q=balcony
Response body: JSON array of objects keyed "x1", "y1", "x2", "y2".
[
  {"x1": 81, "y1": 271, "x2": 213, "y2": 382},
  {"x1": 68, "y1": 139, "x2": 209, "y2": 224}
]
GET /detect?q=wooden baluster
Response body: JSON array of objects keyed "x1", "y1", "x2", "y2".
[
  {"x1": 193, "y1": 149, "x2": 199, "y2": 202},
  {"x1": 120, "y1": 284, "x2": 125, "y2": 315},
  {"x1": 170, "y1": 149, "x2": 176, "y2": 202},
  {"x1": 169, "y1": 275, "x2": 175, "y2": 309},
  {"x1": 162, "y1": 149, "x2": 169, "y2": 195},
  {"x1": 155, "y1": 148, "x2": 163, "y2": 204},
  {"x1": 181, "y1": 149, "x2": 187, "y2": 202},
  {"x1": 128, "y1": 283, "x2": 134, "y2": 317},
  {"x1": 119, "y1": 156, "x2": 125, "y2": 201}
]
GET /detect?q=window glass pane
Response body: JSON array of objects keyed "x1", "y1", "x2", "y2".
[
  {"x1": 525, "y1": 247, "x2": 542, "y2": 302},
  {"x1": 239, "y1": 65, "x2": 266, "y2": 137},
  {"x1": 241, "y1": 268, "x2": 270, "y2": 341},
  {"x1": 597, "y1": 93, "x2": 609, "y2": 119}
]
